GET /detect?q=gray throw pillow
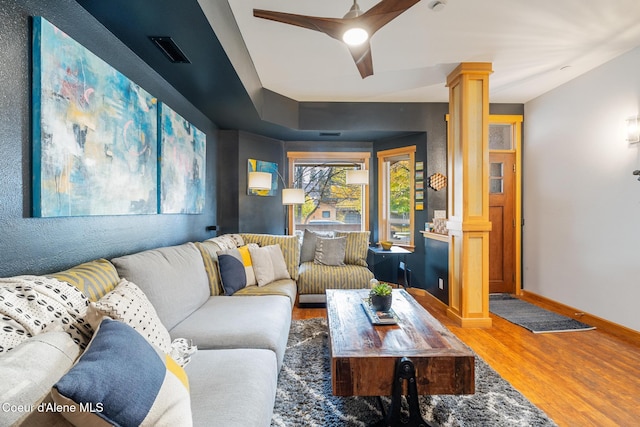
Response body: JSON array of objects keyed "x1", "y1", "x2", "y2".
[
  {"x1": 300, "y1": 229, "x2": 319, "y2": 263},
  {"x1": 314, "y1": 237, "x2": 347, "y2": 266}
]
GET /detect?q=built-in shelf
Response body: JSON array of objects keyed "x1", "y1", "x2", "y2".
[{"x1": 420, "y1": 230, "x2": 449, "y2": 243}]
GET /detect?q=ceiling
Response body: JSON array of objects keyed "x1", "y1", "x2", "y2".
[
  {"x1": 77, "y1": 0, "x2": 640, "y2": 140},
  {"x1": 228, "y1": 0, "x2": 640, "y2": 103}
]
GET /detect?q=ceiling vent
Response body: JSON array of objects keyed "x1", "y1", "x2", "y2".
[
  {"x1": 149, "y1": 36, "x2": 191, "y2": 64},
  {"x1": 319, "y1": 132, "x2": 342, "y2": 137}
]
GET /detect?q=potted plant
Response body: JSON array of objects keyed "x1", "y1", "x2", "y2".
[{"x1": 370, "y1": 282, "x2": 393, "y2": 312}]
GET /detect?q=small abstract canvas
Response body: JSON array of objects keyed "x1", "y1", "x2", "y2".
[
  {"x1": 32, "y1": 17, "x2": 158, "y2": 217},
  {"x1": 160, "y1": 104, "x2": 206, "y2": 213},
  {"x1": 247, "y1": 159, "x2": 278, "y2": 196}
]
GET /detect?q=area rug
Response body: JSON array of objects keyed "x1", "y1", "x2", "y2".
[
  {"x1": 489, "y1": 294, "x2": 595, "y2": 334},
  {"x1": 271, "y1": 318, "x2": 556, "y2": 427}
]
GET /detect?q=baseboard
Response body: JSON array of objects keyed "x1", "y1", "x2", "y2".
[
  {"x1": 406, "y1": 288, "x2": 449, "y2": 314},
  {"x1": 522, "y1": 290, "x2": 640, "y2": 346}
]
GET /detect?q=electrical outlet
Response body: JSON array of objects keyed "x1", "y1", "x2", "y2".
[{"x1": 438, "y1": 278, "x2": 444, "y2": 290}]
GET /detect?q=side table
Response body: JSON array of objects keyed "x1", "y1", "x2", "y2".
[{"x1": 367, "y1": 246, "x2": 412, "y2": 286}]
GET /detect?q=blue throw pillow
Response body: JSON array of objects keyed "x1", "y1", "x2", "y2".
[
  {"x1": 218, "y1": 253, "x2": 247, "y2": 295},
  {"x1": 52, "y1": 318, "x2": 191, "y2": 426}
]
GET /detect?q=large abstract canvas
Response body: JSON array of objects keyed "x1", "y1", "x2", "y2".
[
  {"x1": 32, "y1": 17, "x2": 157, "y2": 217},
  {"x1": 160, "y1": 104, "x2": 206, "y2": 214}
]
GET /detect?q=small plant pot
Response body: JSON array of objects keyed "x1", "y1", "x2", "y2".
[{"x1": 370, "y1": 294, "x2": 392, "y2": 312}]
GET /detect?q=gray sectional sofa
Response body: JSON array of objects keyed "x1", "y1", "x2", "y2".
[
  {"x1": 0, "y1": 233, "x2": 297, "y2": 427},
  {"x1": 110, "y1": 239, "x2": 294, "y2": 427}
]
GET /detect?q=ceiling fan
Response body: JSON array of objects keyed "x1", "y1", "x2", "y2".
[{"x1": 254, "y1": 0, "x2": 422, "y2": 78}]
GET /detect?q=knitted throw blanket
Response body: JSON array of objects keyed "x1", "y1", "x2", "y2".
[{"x1": 0, "y1": 275, "x2": 92, "y2": 353}]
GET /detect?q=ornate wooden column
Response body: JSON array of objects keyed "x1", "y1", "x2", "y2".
[{"x1": 446, "y1": 63, "x2": 493, "y2": 328}]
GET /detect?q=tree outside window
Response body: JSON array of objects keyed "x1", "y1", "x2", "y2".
[
  {"x1": 286, "y1": 152, "x2": 370, "y2": 237},
  {"x1": 378, "y1": 146, "x2": 415, "y2": 247}
]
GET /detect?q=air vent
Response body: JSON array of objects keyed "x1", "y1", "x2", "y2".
[
  {"x1": 319, "y1": 132, "x2": 341, "y2": 137},
  {"x1": 149, "y1": 36, "x2": 190, "y2": 64}
]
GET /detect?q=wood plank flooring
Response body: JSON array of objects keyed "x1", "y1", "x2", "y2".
[{"x1": 292, "y1": 290, "x2": 640, "y2": 427}]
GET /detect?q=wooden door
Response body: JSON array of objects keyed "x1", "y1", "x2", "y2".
[{"x1": 489, "y1": 152, "x2": 515, "y2": 294}]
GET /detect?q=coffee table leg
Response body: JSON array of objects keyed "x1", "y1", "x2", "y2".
[{"x1": 374, "y1": 357, "x2": 434, "y2": 427}]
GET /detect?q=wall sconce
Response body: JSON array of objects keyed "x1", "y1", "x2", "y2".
[
  {"x1": 626, "y1": 116, "x2": 639, "y2": 143},
  {"x1": 248, "y1": 171, "x2": 272, "y2": 190},
  {"x1": 346, "y1": 169, "x2": 369, "y2": 185}
]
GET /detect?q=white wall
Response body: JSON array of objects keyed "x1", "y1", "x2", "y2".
[{"x1": 524, "y1": 47, "x2": 640, "y2": 332}]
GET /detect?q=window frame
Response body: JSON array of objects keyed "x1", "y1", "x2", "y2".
[
  {"x1": 286, "y1": 151, "x2": 371, "y2": 236},
  {"x1": 377, "y1": 146, "x2": 416, "y2": 249}
]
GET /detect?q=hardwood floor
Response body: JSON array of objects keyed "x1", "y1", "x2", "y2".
[{"x1": 292, "y1": 290, "x2": 640, "y2": 427}]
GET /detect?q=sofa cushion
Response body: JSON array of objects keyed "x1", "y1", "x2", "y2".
[
  {"x1": 297, "y1": 261, "x2": 374, "y2": 295},
  {"x1": 49, "y1": 258, "x2": 120, "y2": 301},
  {"x1": 86, "y1": 278, "x2": 172, "y2": 353},
  {"x1": 0, "y1": 331, "x2": 79, "y2": 426},
  {"x1": 249, "y1": 244, "x2": 290, "y2": 287},
  {"x1": 217, "y1": 252, "x2": 247, "y2": 295},
  {"x1": 186, "y1": 349, "x2": 277, "y2": 427},
  {"x1": 111, "y1": 242, "x2": 209, "y2": 330},
  {"x1": 169, "y1": 295, "x2": 291, "y2": 370},
  {"x1": 335, "y1": 231, "x2": 371, "y2": 267},
  {"x1": 314, "y1": 236, "x2": 347, "y2": 266},
  {"x1": 52, "y1": 318, "x2": 191, "y2": 427},
  {"x1": 194, "y1": 241, "x2": 224, "y2": 296},
  {"x1": 233, "y1": 278, "x2": 297, "y2": 307},
  {"x1": 240, "y1": 233, "x2": 300, "y2": 280}
]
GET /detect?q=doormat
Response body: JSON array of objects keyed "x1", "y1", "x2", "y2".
[{"x1": 489, "y1": 294, "x2": 596, "y2": 333}]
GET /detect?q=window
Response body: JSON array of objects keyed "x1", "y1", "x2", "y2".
[
  {"x1": 287, "y1": 152, "x2": 370, "y2": 237},
  {"x1": 377, "y1": 146, "x2": 415, "y2": 247}
]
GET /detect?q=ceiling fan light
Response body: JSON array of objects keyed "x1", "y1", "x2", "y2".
[{"x1": 342, "y1": 27, "x2": 368, "y2": 46}]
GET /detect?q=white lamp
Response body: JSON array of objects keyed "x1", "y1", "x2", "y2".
[
  {"x1": 248, "y1": 171, "x2": 272, "y2": 190},
  {"x1": 626, "y1": 116, "x2": 639, "y2": 143},
  {"x1": 282, "y1": 188, "x2": 305, "y2": 205},
  {"x1": 346, "y1": 169, "x2": 369, "y2": 185}
]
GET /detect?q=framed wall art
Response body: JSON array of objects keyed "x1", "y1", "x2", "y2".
[
  {"x1": 247, "y1": 159, "x2": 278, "y2": 196},
  {"x1": 159, "y1": 103, "x2": 206, "y2": 214},
  {"x1": 32, "y1": 17, "x2": 157, "y2": 217}
]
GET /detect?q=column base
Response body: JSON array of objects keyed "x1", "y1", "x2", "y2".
[{"x1": 447, "y1": 308, "x2": 492, "y2": 328}]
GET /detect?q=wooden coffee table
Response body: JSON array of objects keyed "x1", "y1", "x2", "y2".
[{"x1": 326, "y1": 289, "x2": 474, "y2": 426}]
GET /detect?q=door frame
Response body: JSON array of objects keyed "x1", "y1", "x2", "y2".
[{"x1": 489, "y1": 115, "x2": 523, "y2": 295}]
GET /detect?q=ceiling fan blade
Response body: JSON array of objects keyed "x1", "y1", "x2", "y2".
[
  {"x1": 347, "y1": 41, "x2": 374, "y2": 78},
  {"x1": 358, "y1": 0, "x2": 422, "y2": 36},
  {"x1": 254, "y1": 9, "x2": 345, "y2": 41}
]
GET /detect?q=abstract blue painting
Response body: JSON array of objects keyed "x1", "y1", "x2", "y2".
[
  {"x1": 32, "y1": 17, "x2": 157, "y2": 217},
  {"x1": 160, "y1": 103, "x2": 206, "y2": 214}
]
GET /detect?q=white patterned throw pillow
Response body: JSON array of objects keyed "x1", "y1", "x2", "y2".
[{"x1": 86, "y1": 278, "x2": 172, "y2": 354}]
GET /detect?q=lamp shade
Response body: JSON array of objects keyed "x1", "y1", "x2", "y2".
[
  {"x1": 282, "y1": 188, "x2": 305, "y2": 205},
  {"x1": 346, "y1": 169, "x2": 369, "y2": 185},
  {"x1": 248, "y1": 171, "x2": 272, "y2": 190}
]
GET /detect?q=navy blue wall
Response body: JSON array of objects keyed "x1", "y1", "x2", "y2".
[
  {"x1": 0, "y1": 0, "x2": 217, "y2": 277},
  {"x1": 218, "y1": 130, "x2": 286, "y2": 235}
]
